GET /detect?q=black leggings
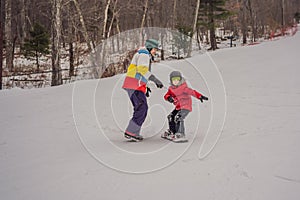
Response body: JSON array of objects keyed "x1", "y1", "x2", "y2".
[{"x1": 168, "y1": 109, "x2": 190, "y2": 135}]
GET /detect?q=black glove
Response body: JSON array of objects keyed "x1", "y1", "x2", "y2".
[
  {"x1": 199, "y1": 95, "x2": 208, "y2": 103},
  {"x1": 149, "y1": 75, "x2": 164, "y2": 88},
  {"x1": 146, "y1": 87, "x2": 151, "y2": 97},
  {"x1": 167, "y1": 96, "x2": 174, "y2": 103}
]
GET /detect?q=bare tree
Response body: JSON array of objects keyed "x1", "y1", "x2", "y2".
[
  {"x1": 141, "y1": 0, "x2": 149, "y2": 28},
  {"x1": 72, "y1": 0, "x2": 93, "y2": 52},
  {"x1": 107, "y1": 0, "x2": 119, "y2": 38},
  {"x1": 188, "y1": 0, "x2": 201, "y2": 57},
  {"x1": 246, "y1": 0, "x2": 257, "y2": 42},
  {"x1": 2, "y1": 0, "x2": 300, "y2": 89},
  {"x1": 5, "y1": 0, "x2": 13, "y2": 71},
  {"x1": 20, "y1": 0, "x2": 27, "y2": 44},
  {"x1": 172, "y1": 0, "x2": 177, "y2": 29},
  {"x1": 67, "y1": 2, "x2": 75, "y2": 77},
  {"x1": 140, "y1": 0, "x2": 149, "y2": 42},
  {"x1": 208, "y1": 0, "x2": 217, "y2": 50},
  {"x1": 51, "y1": 0, "x2": 62, "y2": 86},
  {"x1": 239, "y1": 0, "x2": 248, "y2": 44},
  {"x1": 0, "y1": 0, "x2": 3, "y2": 89},
  {"x1": 103, "y1": 0, "x2": 111, "y2": 39}
]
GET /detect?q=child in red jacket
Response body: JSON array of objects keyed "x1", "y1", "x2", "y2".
[{"x1": 162, "y1": 71, "x2": 208, "y2": 142}]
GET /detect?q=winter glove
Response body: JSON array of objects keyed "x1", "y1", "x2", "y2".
[
  {"x1": 149, "y1": 74, "x2": 164, "y2": 88},
  {"x1": 167, "y1": 96, "x2": 174, "y2": 103},
  {"x1": 146, "y1": 87, "x2": 151, "y2": 97},
  {"x1": 199, "y1": 95, "x2": 209, "y2": 103}
]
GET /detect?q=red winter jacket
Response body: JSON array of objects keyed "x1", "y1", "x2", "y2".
[{"x1": 164, "y1": 81, "x2": 202, "y2": 111}]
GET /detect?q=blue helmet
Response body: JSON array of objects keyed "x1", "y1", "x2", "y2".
[{"x1": 145, "y1": 39, "x2": 159, "y2": 50}]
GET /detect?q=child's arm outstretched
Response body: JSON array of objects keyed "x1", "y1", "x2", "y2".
[{"x1": 184, "y1": 87, "x2": 209, "y2": 103}]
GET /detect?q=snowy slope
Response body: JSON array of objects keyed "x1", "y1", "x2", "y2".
[{"x1": 1, "y1": 29, "x2": 300, "y2": 200}]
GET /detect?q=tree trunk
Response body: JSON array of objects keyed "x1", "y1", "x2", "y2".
[
  {"x1": 68, "y1": 2, "x2": 74, "y2": 77},
  {"x1": 103, "y1": 0, "x2": 111, "y2": 39},
  {"x1": 187, "y1": 0, "x2": 201, "y2": 57},
  {"x1": 116, "y1": 12, "x2": 120, "y2": 35},
  {"x1": 115, "y1": 10, "x2": 120, "y2": 52},
  {"x1": 247, "y1": 0, "x2": 256, "y2": 42},
  {"x1": 160, "y1": 32, "x2": 165, "y2": 60},
  {"x1": 69, "y1": 42, "x2": 74, "y2": 77},
  {"x1": 20, "y1": 0, "x2": 27, "y2": 44},
  {"x1": 209, "y1": 0, "x2": 217, "y2": 50},
  {"x1": 281, "y1": 0, "x2": 285, "y2": 28},
  {"x1": 51, "y1": 0, "x2": 62, "y2": 86},
  {"x1": 196, "y1": 28, "x2": 202, "y2": 50},
  {"x1": 107, "y1": 0, "x2": 118, "y2": 38},
  {"x1": 72, "y1": 0, "x2": 93, "y2": 52},
  {"x1": 0, "y1": 0, "x2": 3, "y2": 89},
  {"x1": 12, "y1": 34, "x2": 16, "y2": 64},
  {"x1": 5, "y1": 0, "x2": 13, "y2": 71},
  {"x1": 35, "y1": 50, "x2": 39, "y2": 71},
  {"x1": 141, "y1": 0, "x2": 149, "y2": 29},
  {"x1": 140, "y1": 0, "x2": 149, "y2": 42},
  {"x1": 172, "y1": 0, "x2": 177, "y2": 29},
  {"x1": 240, "y1": 0, "x2": 247, "y2": 44},
  {"x1": 209, "y1": 25, "x2": 217, "y2": 50}
]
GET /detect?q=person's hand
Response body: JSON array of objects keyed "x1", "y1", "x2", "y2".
[
  {"x1": 199, "y1": 95, "x2": 208, "y2": 103},
  {"x1": 167, "y1": 96, "x2": 174, "y2": 103},
  {"x1": 149, "y1": 75, "x2": 164, "y2": 88},
  {"x1": 155, "y1": 80, "x2": 163, "y2": 88}
]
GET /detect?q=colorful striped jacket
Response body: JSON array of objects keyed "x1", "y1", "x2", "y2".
[{"x1": 122, "y1": 47, "x2": 152, "y2": 93}]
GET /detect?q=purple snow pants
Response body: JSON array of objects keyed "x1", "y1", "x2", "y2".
[{"x1": 125, "y1": 89, "x2": 148, "y2": 136}]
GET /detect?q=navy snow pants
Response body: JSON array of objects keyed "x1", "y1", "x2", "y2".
[{"x1": 125, "y1": 89, "x2": 148, "y2": 136}]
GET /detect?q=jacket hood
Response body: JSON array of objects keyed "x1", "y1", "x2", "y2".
[{"x1": 137, "y1": 47, "x2": 150, "y2": 55}]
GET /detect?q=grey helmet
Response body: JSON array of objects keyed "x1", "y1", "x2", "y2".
[{"x1": 169, "y1": 71, "x2": 185, "y2": 86}]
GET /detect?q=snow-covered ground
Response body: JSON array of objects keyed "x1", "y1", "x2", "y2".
[{"x1": 1, "y1": 27, "x2": 300, "y2": 200}]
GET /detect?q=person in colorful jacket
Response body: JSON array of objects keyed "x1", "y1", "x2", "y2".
[
  {"x1": 122, "y1": 39, "x2": 164, "y2": 141},
  {"x1": 162, "y1": 71, "x2": 208, "y2": 142}
]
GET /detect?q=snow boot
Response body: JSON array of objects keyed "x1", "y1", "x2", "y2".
[
  {"x1": 173, "y1": 133, "x2": 188, "y2": 143},
  {"x1": 124, "y1": 132, "x2": 143, "y2": 142},
  {"x1": 161, "y1": 129, "x2": 175, "y2": 140}
]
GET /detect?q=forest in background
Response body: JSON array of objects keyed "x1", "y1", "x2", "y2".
[{"x1": 0, "y1": 0, "x2": 300, "y2": 89}]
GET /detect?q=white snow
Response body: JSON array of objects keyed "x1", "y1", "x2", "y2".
[{"x1": 1, "y1": 27, "x2": 300, "y2": 200}]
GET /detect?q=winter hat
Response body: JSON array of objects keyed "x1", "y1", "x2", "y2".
[
  {"x1": 169, "y1": 71, "x2": 182, "y2": 82},
  {"x1": 145, "y1": 39, "x2": 159, "y2": 51}
]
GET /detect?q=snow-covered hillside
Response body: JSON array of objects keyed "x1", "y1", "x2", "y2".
[{"x1": 1, "y1": 27, "x2": 300, "y2": 200}]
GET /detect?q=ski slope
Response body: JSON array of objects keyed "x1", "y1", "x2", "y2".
[{"x1": 1, "y1": 28, "x2": 300, "y2": 200}]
